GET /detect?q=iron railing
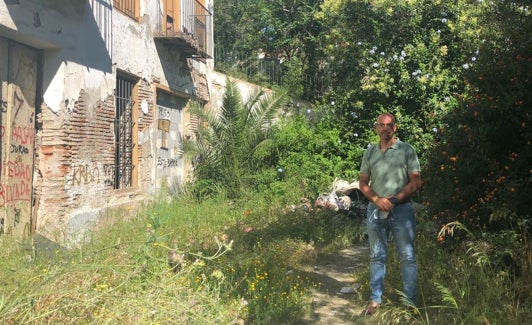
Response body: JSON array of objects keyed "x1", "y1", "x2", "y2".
[
  {"x1": 155, "y1": 0, "x2": 213, "y2": 57},
  {"x1": 214, "y1": 47, "x2": 330, "y2": 100}
]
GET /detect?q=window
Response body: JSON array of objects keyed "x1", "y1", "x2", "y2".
[
  {"x1": 113, "y1": 0, "x2": 139, "y2": 20},
  {"x1": 163, "y1": 0, "x2": 179, "y2": 32},
  {"x1": 114, "y1": 75, "x2": 136, "y2": 189}
]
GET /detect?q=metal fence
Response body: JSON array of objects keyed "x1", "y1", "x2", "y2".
[
  {"x1": 213, "y1": 47, "x2": 284, "y2": 86},
  {"x1": 213, "y1": 47, "x2": 330, "y2": 99}
]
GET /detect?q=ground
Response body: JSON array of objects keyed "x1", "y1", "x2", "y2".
[{"x1": 294, "y1": 244, "x2": 377, "y2": 325}]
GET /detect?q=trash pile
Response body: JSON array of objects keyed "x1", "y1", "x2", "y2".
[{"x1": 314, "y1": 178, "x2": 368, "y2": 217}]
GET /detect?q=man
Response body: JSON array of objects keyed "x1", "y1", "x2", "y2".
[{"x1": 358, "y1": 112, "x2": 422, "y2": 316}]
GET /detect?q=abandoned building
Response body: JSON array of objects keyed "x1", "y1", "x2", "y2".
[{"x1": 0, "y1": 0, "x2": 249, "y2": 244}]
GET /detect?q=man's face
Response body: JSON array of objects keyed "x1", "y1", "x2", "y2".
[{"x1": 375, "y1": 115, "x2": 397, "y2": 141}]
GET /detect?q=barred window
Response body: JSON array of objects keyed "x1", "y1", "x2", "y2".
[{"x1": 114, "y1": 75, "x2": 136, "y2": 189}]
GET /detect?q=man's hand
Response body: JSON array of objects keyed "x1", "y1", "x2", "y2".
[{"x1": 375, "y1": 197, "x2": 394, "y2": 211}]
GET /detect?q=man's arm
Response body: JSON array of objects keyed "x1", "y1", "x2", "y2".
[
  {"x1": 359, "y1": 172, "x2": 422, "y2": 211},
  {"x1": 359, "y1": 172, "x2": 377, "y2": 203},
  {"x1": 394, "y1": 172, "x2": 422, "y2": 203},
  {"x1": 359, "y1": 173, "x2": 394, "y2": 211}
]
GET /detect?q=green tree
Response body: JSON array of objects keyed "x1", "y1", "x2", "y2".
[
  {"x1": 214, "y1": 0, "x2": 324, "y2": 98},
  {"x1": 181, "y1": 79, "x2": 288, "y2": 198},
  {"x1": 424, "y1": 0, "x2": 532, "y2": 230},
  {"x1": 313, "y1": 0, "x2": 482, "y2": 166}
]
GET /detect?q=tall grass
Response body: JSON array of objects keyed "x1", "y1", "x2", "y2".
[
  {"x1": 0, "y1": 191, "x2": 361, "y2": 324},
  {"x1": 1, "y1": 192, "x2": 529, "y2": 324},
  {"x1": 351, "y1": 213, "x2": 531, "y2": 325}
]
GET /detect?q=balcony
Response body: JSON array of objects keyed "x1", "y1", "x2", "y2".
[{"x1": 153, "y1": 0, "x2": 213, "y2": 59}]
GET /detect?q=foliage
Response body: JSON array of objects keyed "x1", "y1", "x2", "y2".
[
  {"x1": 312, "y1": 0, "x2": 482, "y2": 169},
  {"x1": 423, "y1": 0, "x2": 532, "y2": 231},
  {"x1": 214, "y1": 0, "x2": 325, "y2": 99},
  {"x1": 214, "y1": 0, "x2": 531, "y2": 232},
  {"x1": 180, "y1": 78, "x2": 288, "y2": 199},
  {"x1": 273, "y1": 114, "x2": 363, "y2": 194}
]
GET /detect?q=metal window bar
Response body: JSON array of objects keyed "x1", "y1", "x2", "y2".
[{"x1": 114, "y1": 77, "x2": 135, "y2": 189}]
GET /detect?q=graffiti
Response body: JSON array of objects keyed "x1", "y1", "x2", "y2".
[
  {"x1": 0, "y1": 162, "x2": 33, "y2": 204},
  {"x1": 0, "y1": 125, "x2": 35, "y2": 145},
  {"x1": 0, "y1": 181, "x2": 31, "y2": 204},
  {"x1": 157, "y1": 157, "x2": 180, "y2": 168},
  {"x1": 5, "y1": 161, "x2": 32, "y2": 182},
  {"x1": 10, "y1": 144, "x2": 30, "y2": 154},
  {"x1": 11, "y1": 125, "x2": 35, "y2": 145},
  {"x1": 72, "y1": 164, "x2": 99, "y2": 185},
  {"x1": 71, "y1": 164, "x2": 115, "y2": 186},
  {"x1": 158, "y1": 106, "x2": 171, "y2": 119},
  {"x1": 102, "y1": 164, "x2": 115, "y2": 186}
]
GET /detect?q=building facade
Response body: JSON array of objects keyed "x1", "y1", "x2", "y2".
[{"x1": 0, "y1": 0, "x2": 217, "y2": 243}]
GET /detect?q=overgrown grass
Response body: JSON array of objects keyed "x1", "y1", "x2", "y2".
[
  {"x1": 1, "y1": 193, "x2": 529, "y2": 324},
  {"x1": 0, "y1": 192, "x2": 361, "y2": 324},
  {"x1": 351, "y1": 212, "x2": 531, "y2": 325}
]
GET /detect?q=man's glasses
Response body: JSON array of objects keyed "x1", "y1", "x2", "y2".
[{"x1": 376, "y1": 123, "x2": 395, "y2": 129}]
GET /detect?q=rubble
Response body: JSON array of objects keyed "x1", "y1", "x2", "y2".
[{"x1": 314, "y1": 178, "x2": 368, "y2": 217}]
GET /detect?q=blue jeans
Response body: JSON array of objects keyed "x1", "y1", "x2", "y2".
[{"x1": 365, "y1": 202, "x2": 417, "y2": 304}]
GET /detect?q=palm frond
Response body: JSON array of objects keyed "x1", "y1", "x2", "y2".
[{"x1": 179, "y1": 77, "x2": 287, "y2": 198}]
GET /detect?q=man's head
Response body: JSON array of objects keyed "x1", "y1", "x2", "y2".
[{"x1": 375, "y1": 113, "x2": 397, "y2": 141}]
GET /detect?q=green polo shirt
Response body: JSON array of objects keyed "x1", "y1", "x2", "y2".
[{"x1": 360, "y1": 139, "x2": 420, "y2": 197}]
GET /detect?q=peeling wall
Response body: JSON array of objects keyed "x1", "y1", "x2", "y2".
[{"x1": 0, "y1": 0, "x2": 263, "y2": 244}]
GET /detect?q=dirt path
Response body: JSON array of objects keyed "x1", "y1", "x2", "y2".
[{"x1": 294, "y1": 244, "x2": 373, "y2": 325}]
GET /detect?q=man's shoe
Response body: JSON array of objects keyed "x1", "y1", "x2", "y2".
[{"x1": 362, "y1": 301, "x2": 379, "y2": 316}]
